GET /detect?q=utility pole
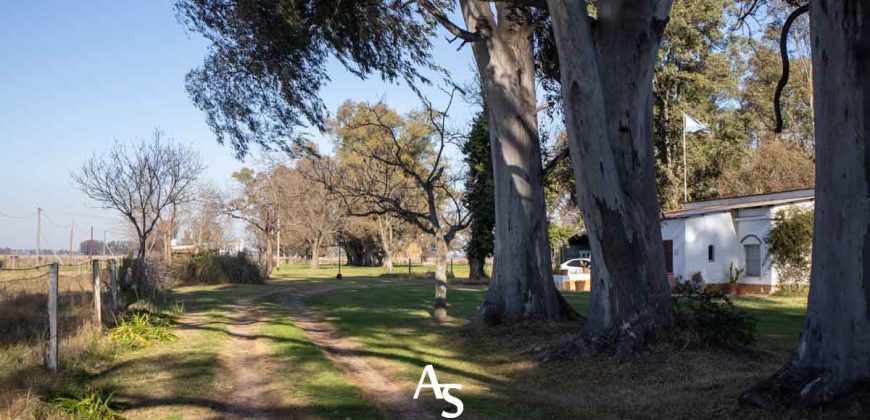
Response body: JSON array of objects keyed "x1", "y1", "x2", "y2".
[
  {"x1": 103, "y1": 230, "x2": 108, "y2": 256},
  {"x1": 682, "y1": 114, "x2": 688, "y2": 203},
  {"x1": 90, "y1": 226, "x2": 94, "y2": 257},
  {"x1": 36, "y1": 207, "x2": 42, "y2": 263},
  {"x1": 69, "y1": 221, "x2": 75, "y2": 264}
]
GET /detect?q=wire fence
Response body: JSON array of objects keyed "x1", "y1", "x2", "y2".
[{"x1": 0, "y1": 260, "x2": 120, "y2": 372}]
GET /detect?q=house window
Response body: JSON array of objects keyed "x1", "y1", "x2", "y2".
[
  {"x1": 708, "y1": 245, "x2": 715, "y2": 262},
  {"x1": 744, "y1": 244, "x2": 761, "y2": 276}
]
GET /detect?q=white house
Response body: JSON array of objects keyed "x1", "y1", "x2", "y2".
[{"x1": 660, "y1": 188, "x2": 814, "y2": 293}]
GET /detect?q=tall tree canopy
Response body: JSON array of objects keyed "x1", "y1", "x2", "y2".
[
  {"x1": 176, "y1": 0, "x2": 442, "y2": 157},
  {"x1": 462, "y1": 110, "x2": 494, "y2": 282}
]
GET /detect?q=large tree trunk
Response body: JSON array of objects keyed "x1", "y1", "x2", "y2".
[
  {"x1": 461, "y1": 1, "x2": 577, "y2": 325},
  {"x1": 468, "y1": 255, "x2": 487, "y2": 282},
  {"x1": 310, "y1": 238, "x2": 320, "y2": 270},
  {"x1": 547, "y1": 0, "x2": 673, "y2": 353},
  {"x1": 433, "y1": 230, "x2": 449, "y2": 322},
  {"x1": 740, "y1": 1, "x2": 870, "y2": 411}
]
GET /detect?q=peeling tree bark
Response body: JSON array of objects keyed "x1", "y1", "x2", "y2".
[
  {"x1": 740, "y1": 0, "x2": 870, "y2": 411},
  {"x1": 547, "y1": 0, "x2": 673, "y2": 353},
  {"x1": 434, "y1": 229, "x2": 449, "y2": 322},
  {"x1": 460, "y1": 1, "x2": 577, "y2": 325}
]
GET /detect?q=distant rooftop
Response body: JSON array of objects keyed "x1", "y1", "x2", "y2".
[{"x1": 663, "y1": 188, "x2": 814, "y2": 219}]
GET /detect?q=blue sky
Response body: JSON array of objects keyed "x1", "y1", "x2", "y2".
[{"x1": 0, "y1": 1, "x2": 477, "y2": 250}]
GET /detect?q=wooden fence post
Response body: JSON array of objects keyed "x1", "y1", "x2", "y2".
[
  {"x1": 46, "y1": 263, "x2": 58, "y2": 372},
  {"x1": 109, "y1": 259, "x2": 119, "y2": 311},
  {"x1": 92, "y1": 260, "x2": 102, "y2": 328}
]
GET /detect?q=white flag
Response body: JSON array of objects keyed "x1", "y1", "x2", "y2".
[{"x1": 683, "y1": 113, "x2": 709, "y2": 133}]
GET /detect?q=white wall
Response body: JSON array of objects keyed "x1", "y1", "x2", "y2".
[
  {"x1": 660, "y1": 199, "x2": 815, "y2": 289},
  {"x1": 684, "y1": 212, "x2": 740, "y2": 284},
  {"x1": 660, "y1": 218, "x2": 685, "y2": 280}
]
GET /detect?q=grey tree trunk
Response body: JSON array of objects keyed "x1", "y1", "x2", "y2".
[
  {"x1": 434, "y1": 230, "x2": 449, "y2": 322},
  {"x1": 377, "y1": 216, "x2": 394, "y2": 274},
  {"x1": 740, "y1": 1, "x2": 870, "y2": 410},
  {"x1": 310, "y1": 238, "x2": 320, "y2": 270},
  {"x1": 547, "y1": 0, "x2": 673, "y2": 352},
  {"x1": 460, "y1": 1, "x2": 577, "y2": 325}
]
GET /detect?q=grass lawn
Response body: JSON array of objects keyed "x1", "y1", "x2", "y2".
[
  {"x1": 293, "y1": 264, "x2": 807, "y2": 419},
  {"x1": 0, "y1": 261, "x2": 809, "y2": 419}
]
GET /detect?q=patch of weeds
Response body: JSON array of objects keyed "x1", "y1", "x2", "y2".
[
  {"x1": 772, "y1": 283, "x2": 809, "y2": 297},
  {"x1": 673, "y1": 290, "x2": 758, "y2": 348},
  {"x1": 53, "y1": 386, "x2": 124, "y2": 419},
  {"x1": 109, "y1": 310, "x2": 176, "y2": 348}
]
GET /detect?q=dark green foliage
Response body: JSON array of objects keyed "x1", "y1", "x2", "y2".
[
  {"x1": 462, "y1": 110, "x2": 495, "y2": 265},
  {"x1": 673, "y1": 290, "x2": 757, "y2": 348},
  {"x1": 176, "y1": 0, "x2": 444, "y2": 158},
  {"x1": 53, "y1": 387, "x2": 124, "y2": 420},
  {"x1": 766, "y1": 207, "x2": 814, "y2": 268},
  {"x1": 178, "y1": 252, "x2": 264, "y2": 285}
]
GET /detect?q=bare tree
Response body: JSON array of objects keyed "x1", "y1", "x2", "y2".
[
  {"x1": 73, "y1": 131, "x2": 205, "y2": 273},
  {"x1": 277, "y1": 162, "x2": 343, "y2": 269},
  {"x1": 309, "y1": 95, "x2": 470, "y2": 321},
  {"x1": 184, "y1": 183, "x2": 227, "y2": 251},
  {"x1": 225, "y1": 167, "x2": 282, "y2": 276}
]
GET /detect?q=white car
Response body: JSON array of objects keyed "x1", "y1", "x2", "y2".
[{"x1": 559, "y1": 258, "x2": 591, "y2": 275}]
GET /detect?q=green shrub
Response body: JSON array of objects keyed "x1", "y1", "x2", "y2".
[
  {"x1": 177, "y1": 252, "x2": 263, "y2": 285},
  {"x1": 767, "y1": 207, "x2": 814, "y2": 267},
  {"x1": 672, "y1": 290, "x2": 757, "y2": 348},
  {"x1": 109, "y1": 310, "x2": 176, "y2": 348},
  {"x1": 53, "y1": 387, "x2": 124, "y2": 420}
]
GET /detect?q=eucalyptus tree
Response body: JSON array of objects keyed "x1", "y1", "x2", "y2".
[
  {"x1": 544, "y1": 0, "x2": 676, "y2": 354},
  {"x1": 177, "y1": 0, "x2": 576, "y2": 325},
  {"x1": 739, "y1": 0, "x2": 870, "y2": 411}
]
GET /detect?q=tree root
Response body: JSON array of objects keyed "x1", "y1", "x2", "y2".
[
  {"x1": 740, "y1": 361, "x2": 870, "y2": 418},
  {"x1": 472, "y1": 294, "x2": 585, "y2": 327},
  {"x1": 533, "y1": 315, "x2": 668, "y2": 362}
]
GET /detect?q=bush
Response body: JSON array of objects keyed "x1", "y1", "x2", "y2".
[
  {"x1": 672, "y1": 290, "x2": 757, "y2": 349},
  {"x1": 53, "y1": 387, "x2": 123, "y2": 420},
  {"x1": 177, "y1": 252, "x2": 263, "y2": 285},
  {"x1": 109, "y1": 309, "x2": 176, "y2": 348},
  {"x1": 767, "y1": 207, "x2": 814, "y2": 267}
]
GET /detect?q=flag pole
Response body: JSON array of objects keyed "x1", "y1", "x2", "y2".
[{"x1": 682, "y1": 113, "x2": 688, "y2": 203}]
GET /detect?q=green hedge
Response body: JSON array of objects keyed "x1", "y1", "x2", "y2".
[{"x1": 178, "y1": 252, "x2": 263, "y2": 285}]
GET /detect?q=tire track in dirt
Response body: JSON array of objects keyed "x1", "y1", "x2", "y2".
[
  {"x1": 278, "y1": 283, "x2": 438, "y2": 420},
  {"x1": 214, "y1": 298, "x2": 287, "y2": 419}
]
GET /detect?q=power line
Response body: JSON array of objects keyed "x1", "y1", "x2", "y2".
[
  {"x1": 41, "y1": 210, "x2": 72, "y2": 230},
  {"x1": 0, "y1": 210, "x2": 37, "y2": 220}
]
